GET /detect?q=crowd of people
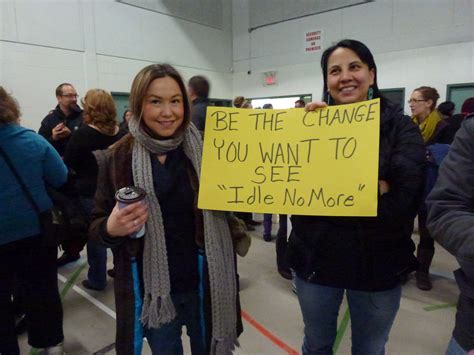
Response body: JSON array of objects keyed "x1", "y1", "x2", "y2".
[{"x1": 1, "y1": 38, "x2": 473, "y2": 355}]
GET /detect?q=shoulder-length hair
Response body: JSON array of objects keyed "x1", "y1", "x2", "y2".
[{"x1": 82, "y1": 89, "x2": 117, "y2": 135}]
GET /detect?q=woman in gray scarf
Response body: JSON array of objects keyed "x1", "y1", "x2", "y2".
[{"x1": 89, "y1": 64, "x2": 243, "y2": 355}]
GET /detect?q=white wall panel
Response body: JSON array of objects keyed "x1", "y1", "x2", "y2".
[
  {"x1": 93, "y1": 1, "x2": 232, "y2": 72},
  {"x1": 2, "y1": 42, "x2": 85, "y2": 130},
  {"x1": 14, "y1": 0, "x2": 83, "y2": 51},
  {"x1": 0, "y1": 1, "x2": 18, "y2": 41},
  {"x1": 233, "y1": 41, "x2": 474, "y2": 115}
]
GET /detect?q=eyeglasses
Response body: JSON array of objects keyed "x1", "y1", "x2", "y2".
[
  {"x1": 61, "y1": 94, "x2": 79, "y2": 99},
  {"x1": 408, "y1": 99, "x2": 426, "y2": 104}
]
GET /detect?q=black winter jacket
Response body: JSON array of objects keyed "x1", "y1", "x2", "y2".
[
  {"x1": 38, "y1": 105, "x2": 83, "y2": 156},
  {"x1": 288, "y1": 101, "x2": 426, "y2": 291}
]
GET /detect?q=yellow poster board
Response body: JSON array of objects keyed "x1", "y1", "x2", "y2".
[{"x1": 198, "y1": 99, "x2": 380, "y2": 216}]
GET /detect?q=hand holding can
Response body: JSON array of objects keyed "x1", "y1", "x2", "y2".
[{"x1": 106, "y1": 187, "x2": 148, "y2": 238}]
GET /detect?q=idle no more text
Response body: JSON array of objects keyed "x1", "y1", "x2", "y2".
[{"x1": 198, "y1": 99, "x2": 380, "y2": 217}]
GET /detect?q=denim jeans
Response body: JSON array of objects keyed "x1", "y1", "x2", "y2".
[
  {"x1": 446, "y1": 337, "x2": 472, "y2": 355},
  {"x1": 263, "y1": 214, "x2": 287, "y2": 236},
  {"x1": 144, "y1": 292, "x2": 206, "y2": 355},
  {"x1": 81, "y1": 197, "x2": 107, "y2": 288},
  {"x1": 295, "y1": 277, "x2": 401, "y2": 355}
]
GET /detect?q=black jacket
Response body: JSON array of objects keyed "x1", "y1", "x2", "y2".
[
  {"x1": 191, "y1": 98, "x2": 209, "y2": 131},
  {"x1": 427, "y1": 116, "x2": 474, "y2": 350},
  {"x1": 288, "y1": 101, "x2": 426, "y2": 291},
  {"x1": 38, "y1": 105, "x2": 83, "y2": 156}
]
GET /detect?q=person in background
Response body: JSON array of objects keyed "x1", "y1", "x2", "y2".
[
  {"x1": 119, "y1": 109, "x2": 132, "y2": 132},
  {"x1": 444, "y1": 97, "x2": 474, "y2": 145},
  {"x1": 188, "y1": 75, "x2": 210, "y2": 133},
  {"x1": 294, "y1": 99, "x2": 306, "y2": 108},
  {"x1": 233, "y1": 96, "x2": 261, "y2": 231},
  {"x1": 427, "y1": 114, "x2": 474, "y2": 355},
  {"x1": 275, "y1": 100, "x2": 306, "y2": 281},
  {"x1": 288, "y1": 39, "x2": 425, "y2": 354},
  {"x1": 39, "y1": 83, "x2": 85, "y2": 267},
  {"x1": 89, "y1": 64, "x2": 243, "y2": 354},
  {"x1": 39, "y1": 83, "x2": 83, "y2": 157},
  {"x1": 63, "y1": 89, "x2": 127, "y2": 291},
  {"x1": 410, "y1": 86, "x2": 451, "y2": 290},
  {"x1": 261, "y1": 103, "x2": 284, "y2": 243},
  {"x1": 437, "y1": 101, "x2": 455, "y2": 121},
  {"x1": 0, "y1": 87, "x2": 67, "y2": 354}
]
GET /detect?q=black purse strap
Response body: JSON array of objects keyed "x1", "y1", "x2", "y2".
[{"x1": 0, "y1": 146, "x2": 42, "y2": 215}]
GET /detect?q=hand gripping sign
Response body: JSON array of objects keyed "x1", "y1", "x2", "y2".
[{"x1": 198, "y1": 99, "x2": 380, "y2": 217}]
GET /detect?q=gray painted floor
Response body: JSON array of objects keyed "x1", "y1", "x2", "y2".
[{"x1": 19, "y1": 217, "x2": 459, "y2": 354}]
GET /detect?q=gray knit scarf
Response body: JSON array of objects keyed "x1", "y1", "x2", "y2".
[{"x1": 128, "y1": 118, "x2": 238, "y2": 354}]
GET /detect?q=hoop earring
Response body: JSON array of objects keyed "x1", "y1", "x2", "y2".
[{"x1": 367, "y1": 87, "x2": 374, "y2": 100}]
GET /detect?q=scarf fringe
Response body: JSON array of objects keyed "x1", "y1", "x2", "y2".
[
  {"x1": 210, "y1": 336, "x2": 238, "y2": 355},
  {"x1": 140, "y1": 294, "x2": 176, "y2": 328}
]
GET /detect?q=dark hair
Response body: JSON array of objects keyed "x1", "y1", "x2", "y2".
[
  {"x1": 437, "y1": 101, "x2": 455, "y2": 116},
  {"x1": 55, "y1": 83, "x2": 73, "y2": 97},
  {"x1": 321, "y1": 39, "x2": 382, "y2": 105},
  {"x1": 414, "y1": 86, "x2": 439, "y2": 111},
  {"x1": 122, "y1": 109, "x2": 131, "y2": 121},
  {"x1": 233, "y1": 96, "x2": 245, "y2": 108},
  {"x1": 129, "y1": 64, "x2": 191, "y2": 134},
  {"x1": 0, "y1": 87, "x2": 21, "y2": 124},
  {"x1": 462, "y1": 97, "x2": 474, "y2": 114},
  {"x1": 294, "y1": 99, "x2": 305, "y2": 107},
  {"x1": 262, "y1": 103, "x2": 273, "y2": 109},
  {"x1": 188, "y1": 76, "x2": 210, "y2": 99}
]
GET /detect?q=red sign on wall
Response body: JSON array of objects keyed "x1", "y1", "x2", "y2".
[{"x1": 304, "y1": 30, "x2": 322, "y2": 53}]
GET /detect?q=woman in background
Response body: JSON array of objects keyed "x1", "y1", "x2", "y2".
[
  {"x1": 64, "y1": 89, "x2": 126, "y2": 291},
  {"x1": 0, "y1": 87, "x2": 67, "y2": 354},
  {"x1": 410, "y1": 86, "x2": 451, "y2": 290}
]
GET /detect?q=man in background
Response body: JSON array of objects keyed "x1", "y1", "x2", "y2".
[
  {"x1": 39, "y1": 83, "x2": 83, "y2": 157},
  {"x1": 39, "y1": 83, "x2": 84, "y2": 267},
  {"x1": 188, "y1": 75, "x2": 210, "y2": 133}
]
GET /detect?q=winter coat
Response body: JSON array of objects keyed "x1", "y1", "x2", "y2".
[
  {"x1": 288, "y1": 101, "x2": 426, "y2": 291},
  {"x1": 89, "y1": 134, "x2": 243, "y2": 354},
  {"x1": 0, "y1": 124, "x2": 67, "y2": 245},
  {"x1": 38, "y1": 105, "x2": 83, "y2": 156},
  {"x1": 427, "y1": 116, "x2": 474, "y2": 351}
]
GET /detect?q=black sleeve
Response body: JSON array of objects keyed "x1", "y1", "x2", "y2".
[
  {"x1": 38, "y1": 115, "x2": 62, "y2": 152},
  {"x1": 427, "y1": 119, "x2": 474, "y2": 261},
  {"x1": 377, "y1": 114, "x2": 427, "y2": 224}
]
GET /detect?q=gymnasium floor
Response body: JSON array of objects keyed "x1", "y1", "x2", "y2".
[{"x1": 19, "y1": 216, "x2": 459, "y2": 354}]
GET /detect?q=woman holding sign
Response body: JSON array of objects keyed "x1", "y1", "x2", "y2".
[
  {"x1": 89, "y1": 64, "x2": 243, "y2": 354},
  {"x1": 287, "y1": 39, "x2": 426, "y2": 354}
]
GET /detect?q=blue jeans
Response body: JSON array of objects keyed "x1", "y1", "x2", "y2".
[
  {"x1": 144, "y1": 292, "x2": 206, "y2": 355},
  {"x1": 295, "y1": 277, "x2": 401, "y2": 355},
  {"x1": 446, "y1": 337, "x2": 470, "y2": 355},
  {"x1": 263, "y1": 214, "x2": 287, "y2": 236},
  {"x1": 81, "y1": 197, "x2": 107, "y2": 288}
]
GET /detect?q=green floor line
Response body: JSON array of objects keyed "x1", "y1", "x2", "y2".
[
  {"x1": 423, "y1": 303, "x2": 457, "y2": 311},
  {"x1": 333, "y1": 307, "x2": 351, "y2": 354},
  {"x1": 30, "y1": 264, "x2": 86, "y2": 354},
  {"x1": 60, "y1": 263, "x2": 87, "y2": 300}
]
